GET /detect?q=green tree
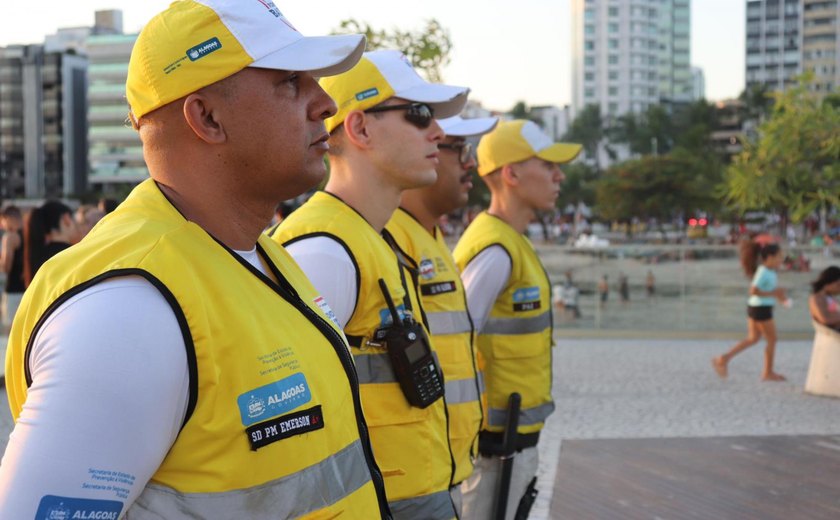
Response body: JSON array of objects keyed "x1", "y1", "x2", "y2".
[
  {"x1": 738, "y1": 83, "x2": 773, "y2": 122},
  {"x1": 673, "y1": 100, "x2": 718, "y2": 155},
  {"x1": 563, "y1": 104, "x2": 604, "y2": 169},
  {"x1": 724, "y1": 75, "x2": 840, "y2": 225},
  {"x1": 608, "y1": 105, "x2": 675, "y2": 156},
  {"x1": 557, "y1": 161, "x2": 599, "y2": 211},
  {"x1": 595, "y1": 151, "x2": 721, "y2": 223},
  {"x1": 332, "y1": 19, "x2": 452, "y2": 82}
]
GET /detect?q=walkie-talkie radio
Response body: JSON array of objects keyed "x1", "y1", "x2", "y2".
[{"x1": 375, "y1": 279, "x2": 444, "y2": 408}]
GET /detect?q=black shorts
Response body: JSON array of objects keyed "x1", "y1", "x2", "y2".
[{"x1": 747, "y1": 305, "x2": 773, "y2": 322}]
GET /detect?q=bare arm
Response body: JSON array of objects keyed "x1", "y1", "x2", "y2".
[
  {"x1": 0, "y1": 231, "x2": 18, "y2": 274},
  {"x1": 810, "y1": 294, "x2": 840, "y2": 326},
  {"x1": 749, "y1": 286, "x2": 786, "y2": 300}
]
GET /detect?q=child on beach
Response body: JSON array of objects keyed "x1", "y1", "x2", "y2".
[
  {"x1": 712, "y1": 240, "x2": 788, "y2": 381},
  {"x1": 809, "y1": 266, "x2": 840, "y2": 331}
]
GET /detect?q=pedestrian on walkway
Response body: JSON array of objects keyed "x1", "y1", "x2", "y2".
[
  {"x1": 713, "y1": 239, "x2": 788, "y2": 381},
  {"x1": 1, "y1": 206, "x2": 25, "y2": 329},
  {"x1": 22, "y1": 200, "x2": 78, "y2": 288},
  {"x1": 809, "y1": 266, "x2": 840, "y2": 331},
  {"x1": 618, "y1": 272, "x2": 630, "y2": 304},
  {"x1": 598, "y1": 274, "x2": 609, "y2": 308},
  {"x1": 646, "y1": 270, "x2": 656, "y2": 299}
]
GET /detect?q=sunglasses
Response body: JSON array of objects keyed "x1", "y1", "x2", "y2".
[
  {"x1": 363, "y1": 102, "x2": 435, "y2": 129},
  {"x1": 438, "y1": 141, "x2": 474, "y2": 166}
]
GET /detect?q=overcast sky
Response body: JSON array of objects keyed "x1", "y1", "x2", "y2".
[{"x1": 0, "y1": 0, "x2": 745, "y2": 111}]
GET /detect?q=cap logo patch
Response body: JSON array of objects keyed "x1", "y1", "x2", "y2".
[
  {"x1": 256, "y1": 0, "x2": 282, "y2": 18},
  {"x1": 355, "y1": 88, "x2": 379, "y2": 101},
  {"x1": 186, "y1": 37, "x2": 222, "y2": 61}
]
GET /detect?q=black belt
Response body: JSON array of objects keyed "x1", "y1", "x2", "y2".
[{"x1": 478, "y1": 430, "x2": 540, "y2": 457}]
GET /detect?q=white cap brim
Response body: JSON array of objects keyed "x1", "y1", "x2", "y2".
[
  {"x1": 439, "y1": 116, "x2": 499, "y2": 137},
  {"x1": 395, "y1": 83, "x2": 470, "y2": 119},
  {"x1": 251, "y1": 34, "x2": 366, "y2": 77}
]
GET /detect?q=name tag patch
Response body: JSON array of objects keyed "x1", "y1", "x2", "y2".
[
  {"x1": 237, "y1": 373, "x2": 312, "y2": 426},
  {"x1": 421, "y1": 281, "x2": 457, "y2": 296},
  {"x1": 246, "y1": 405, "x2": 325, "y2": 450},
  {"x1": 513, "y1": 301, "x2": 542, "y2": 312},
  {"x1": 36, "y1": 495, "x2": 123, "y2": 520}
]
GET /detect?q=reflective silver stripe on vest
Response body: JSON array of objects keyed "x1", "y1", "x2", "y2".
[
  {"x1": 390, "y1": 488, "x2": 456, "y2": 519},
  {"x1": 477, "y1": 370, "x2": 486, "y2": 395},
  {"x1": 487, "y1": 401, "x2": 555, "y2": 428},
  {"x1": 426, "y1": 310, "x2": 472, "y2": 335},
  {"x1": 128, "y1": 440, "x2": 371, "y2": 519},
  {"x1": 482, "y1": 310, "x2": 551, "y2": 335},
  {"x1": 355, "y1": 351, "x2": 440, "y2": 385},
  {"x1": 355, "y1": 352, "x2": 397, "y2": 384},
  {"x1": 445, "y1": 377, "x2": 480, "y2": 405}
]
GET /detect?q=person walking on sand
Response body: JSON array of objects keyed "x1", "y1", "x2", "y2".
[
  {"x1": 598, "y1": 274, "x2": 609, "y2": 308},
  {"x1": 713, "y1": 240, "x2": 788, "y2": 381}
]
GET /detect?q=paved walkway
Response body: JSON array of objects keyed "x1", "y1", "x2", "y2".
[
  {"x1": 2, "y1": 337, "x2": 837, "y2": 518},
  {"x1": 530, "y1": 337, "x2": 838, "y2": 519}
]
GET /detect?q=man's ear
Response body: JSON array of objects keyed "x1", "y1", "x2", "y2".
[
  {"x1": 500, "y1": 163, "x2": 520, "y2": 187},
  {"x1": 182, "y1": 93, "x2": 227, "y2": 144},
  {"x1": 342, "y1": 110, "x2": 373, "y2": 150}
]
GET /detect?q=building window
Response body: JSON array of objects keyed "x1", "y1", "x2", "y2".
[
  {"x1": 608, "y1": 54, "x2": 619, "y2": 65},
  {"x1": 585, "y1": 56, "x2": 595, "y2": 66},
  {"x1": 609, "y1": 70, "x2": 619, "y2": 80},
  {"x1": 609, "y1": 39, "x2": 619, "y2": 49},
  {"x1": 609, "y1": 86, "x2": 618, "y2": 96},
  {"x1": 585, "y1": 72, "x2": 595, "y2": 81},
  {"x1": 585, "y1": 40, "x2": 595, "y2": 51},
  {"x1": 585, "y1": 24, "x2": 595, "y2": 35},
  {"x1": 585, "y1": 88, "x2": 595, "y2": 98},
  {"x1": 608, "y1": 22, "x2": 619, "y2": 32}
]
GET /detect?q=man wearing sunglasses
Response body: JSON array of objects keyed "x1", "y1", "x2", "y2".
[
  {"x1": 1, "y1": 1, "x2": 392, "y2": 519},
  {"x1": 384, "y1": 115, "x2": 497, "y2": 515},
  {"x1": 454, "y1": 120, "x2": 582, "y2": 520},
  {"x1": 272, "y1": 50, "x2": 468, "y2": 519}
]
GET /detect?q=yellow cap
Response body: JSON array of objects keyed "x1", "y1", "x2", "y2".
[
  {"x1": 320, "y1": 49, "x2": 469, "y2": 134},
  {"x1": 476, "y1": 120, "x2": 582, "y2": 176},
  {"x1": 126, "y1": 0, "x2": 365, "y2": 120}
]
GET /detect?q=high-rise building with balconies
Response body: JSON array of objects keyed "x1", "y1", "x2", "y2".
[
  {"x1": 802, "y1": 0, "x2": 839, "y2": 97},
  {"x1": 572, "y1": 0, "x2": 694, "y2": 119},
  {"x1": 85, "y1": 32, "x2": 146, "y2": 192},
  {"x1": 745, "y1": 0, "x2": 804, "y2": 91},
  {"x1": 0, "y1": 45, "x2": 87, "y2": 199}
]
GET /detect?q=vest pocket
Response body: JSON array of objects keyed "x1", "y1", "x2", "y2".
[
  {"x1": 360, "y1": 383, "x2": 432, "y2": 426},
  {"x1": 488, "y1": 333, "x2": 545, "y2": 360}
]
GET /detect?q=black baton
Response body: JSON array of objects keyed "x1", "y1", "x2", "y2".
[{"x1": 493, "y1": 392, "x2": 521, "y2": 520}]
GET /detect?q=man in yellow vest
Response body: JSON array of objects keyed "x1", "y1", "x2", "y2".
[
  {"x1": 0, "y1": 2, "x2": 391, "y2": 518},
  {"x1": 384, "y1": 114, "x2": 497, "y2": 514},
  {"x1": 272, "y1": 50, "x2": 468, "y2": 519},
  {"x1": 454, "y1": 120, "x2": 581, "y2": 520}
]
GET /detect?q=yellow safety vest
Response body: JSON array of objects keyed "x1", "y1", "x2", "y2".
[
  {"x1": 273, "y1": 192, "x2": 456, "y2": 520},
  {"x1": 6, "y1": 180, "x2": 389, "y2": 519},
  {"x1": 385, "y1": 208, "x2": 483, "y2": 485},
  {"x1": 453, "y1": 212, "x2": 554, "y2": 440}
]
